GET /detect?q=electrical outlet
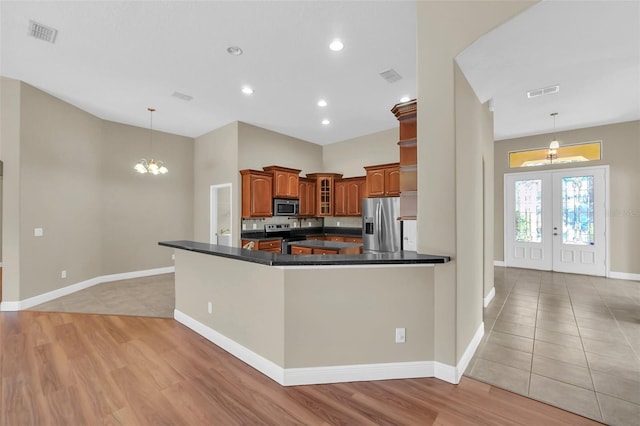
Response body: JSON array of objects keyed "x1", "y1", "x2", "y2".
[
  {"x1": 207, "y1": 302, "x2": 213, "y2": 314},
  {"x1": 34, "y1": 228, "x2": 44, "y2": 237},
  {"x1": 171, "y1": 254, "x2": 175, "y2": 260},
  {"x1": 61, "y1": 270, "x2": 67, "y2": 279},
  {"x1": 242, "y1": 223, "x2": 247, "y2": 230},
  {"x1": 395, "y1": 327, "x2": 406, "y2": 343},
  {"x1": 337, "y1": 221, "x2": 341, "y2": 226},
  {"x1": 253, "y1": 223, "x2": 257, "y2": 230}
]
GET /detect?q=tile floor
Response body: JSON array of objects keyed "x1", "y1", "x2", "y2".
[
  {"x1": 30, "y1": 273, "x2": 175, "y2": 318},
  {"x1": 466, "y1": 267, "x2": 640, "y2": 425}
]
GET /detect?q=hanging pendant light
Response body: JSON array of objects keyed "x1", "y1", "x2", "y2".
[
  {"x1": 134, "y1": 108, "x2": 168, "y2": 175},
  {"x1": 547, "y1": 112, "x2": 559, "y2": 163}
]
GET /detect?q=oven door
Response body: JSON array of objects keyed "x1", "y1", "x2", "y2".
[{"x1": 274, "y1": 199, "x2": 299, "y2": 216}]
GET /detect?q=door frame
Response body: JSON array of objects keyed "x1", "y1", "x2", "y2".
[
  {"x1": 503, "y1": 165, "x2": 610, "y2": 276},
  {"x1": 210, "y1": 183, "x2": 233, "y2": 245}
]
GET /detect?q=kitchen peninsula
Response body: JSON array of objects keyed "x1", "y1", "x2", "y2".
[{"x1": 160, "y1": 240, "x2": 450, "y2": 386}]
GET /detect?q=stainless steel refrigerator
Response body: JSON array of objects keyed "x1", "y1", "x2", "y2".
[{"x1": 362, "y1": 197, "x2": 402, "y2": 253}]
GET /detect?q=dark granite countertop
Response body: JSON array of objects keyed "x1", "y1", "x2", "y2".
[
  {"x1": 288, "y1": 240, "x2": 362, "y2": 250},
  {"x1": 160, "y1": 240, "x2": 450, "y2": 266}
]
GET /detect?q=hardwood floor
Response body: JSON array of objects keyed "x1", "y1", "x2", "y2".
[{"x1": 1, "y1": 311, "x2": 602, "y2": 425}]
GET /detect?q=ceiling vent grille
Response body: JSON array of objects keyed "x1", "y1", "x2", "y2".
[
  {"x1": 527, "y1": 84, "x2": 559, "y2": 98},
  {"x1": 28, "y1": 20, "x2": 58, "y2": 44},
  {"x1": 172, "y1": 91, "x2": 193, "y2": 101},
  {"x1": 379, "y1": 68, "x2": 403, "y2": 83}
]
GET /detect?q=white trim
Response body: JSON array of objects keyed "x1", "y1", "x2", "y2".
[
  {"x1": 608, "y1": 271, "x2": 640, "y2": 282},
  {"x1": 0, "y1": 266, "x2": 174, "y2": 312},
  {"x1": 484, "y1": 287, "x2": 496, "y2": 307},
  {"x1": 283, "y1": 361, "x2": 434, "y2": 386},
  {"x1": 174, "y1": 309, "x2": 436, "y2": 386},
  {"x1": 435, "y1": 321, "x2": 485, "y2": 384},
  {"x1": 174, "y1": 309, "x2": 285, "y2": 384},
  {"x1": 493, "y1": 260, "x2": 505, "y2": 267}
]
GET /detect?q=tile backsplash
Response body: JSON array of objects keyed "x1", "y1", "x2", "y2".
[{"x1": 241, "y1": 216, "x2": 362, "y2": 231}]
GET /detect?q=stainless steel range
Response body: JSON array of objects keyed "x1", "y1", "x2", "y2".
[{"x1": 264, "y1": 224, "x2": 306, "y2": 254}]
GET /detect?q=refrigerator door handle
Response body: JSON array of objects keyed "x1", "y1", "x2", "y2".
[
  {"x1": 377, "y1": 203, "x2": 382, "y2": 248},
  {"x1": 379, "y1": 202, "x2": 385, "y2": 248}
]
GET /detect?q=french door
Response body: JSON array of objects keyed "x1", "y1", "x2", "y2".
[{"x1": 505, "y1": 166, "x2": 607, "y2": 276}]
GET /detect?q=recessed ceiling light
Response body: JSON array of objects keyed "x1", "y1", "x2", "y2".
[
  {"x1": 241, "y1": 86, "x2": 254, "y2": 95},
  {"x1": 400, "y1": 96, "x2": 410, "y2": 103},
  {"x1": 317, "y1": 99, "x2": 327, "y2": 107},
  {"x1": 321, "y1": 119, "x2": 330, "y2": 125},
  {"x1": 329, "y1": 39, "x2": 343, "y2": 51},
  {"x1": 227, "y1": 46, "x2": 243, "y2": 56}
]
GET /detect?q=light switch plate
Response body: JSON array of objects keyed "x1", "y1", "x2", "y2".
[{"x1": 34, "y1": 228, "x2": 44, "y2": 237}]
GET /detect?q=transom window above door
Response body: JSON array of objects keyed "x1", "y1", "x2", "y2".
[{"x1": 509, "y1": 141, "x2": 601, "y2": 168}]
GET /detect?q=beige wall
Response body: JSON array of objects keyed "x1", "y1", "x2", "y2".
[
  {"x1": 322, "y1": 128, "x2": 399, "y2": 177},
  {"x1": 495, "y1": 120, "x2": 640, "y2": 275},
  {"x1": 174, "y1": 248, "x2": 435, "y2": 369},
  {"x1": 454, "y1": 64, "x2": 491, "y2": 355},
  {"x1": 193, "y1": 122, "x2": 239, "y2": 243},
  {"x1": 416, "y1": 1, "x2": 536, "y2": 366},
  {"x1": 19, "y1": 83, "x2": 103, "y2": 299},
  {"x1": 238, "y1": 122, "x2": 323, "y2": 175},
  {"x1": 1, "y1": 79, "x2": 194, "y2": 302},
  {"x1": 284, "y1": 266, "x2": 434, "y2": 367},
  {"x1": 1, "y1": 78, "x2": 21, "y2": 300},
  {"x1": 175, "y1": 250, "x2": 286, "y2": 365},
  {"x1": 101, "y1": 120, "x2": 193, "y2": 275}
]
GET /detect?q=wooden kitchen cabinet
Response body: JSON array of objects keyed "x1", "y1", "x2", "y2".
[
  {"x1": 334, "y1": 180, "x2": 347, "y2": 216},
  {"x1": 334, "y1": 176, "x2": 366, "y2": 216},
  {"x1": 240, "y1": 169, "x2": 273, "y2": 218},
  {"x1": 312, "y1": 248, "x2": 339, "y2": 255},
  {"x1": 290, "y1": 245, "x2": 313, "y2": 255},
  {"x1": 326, "y1": 236, "x2": 345, "y2": 242},
  {"x1": 392, "y1": 99, "x2": 418, "y2": 219},
  {"x1": 343, "y1": 237, "x2": 363, "y2": 244},
  {"x1": 364, "y1": 163, "x2": 400, "y2": 197},
  {"x1": 241, "y1": 239, "x2": 281, "y2": 253},
  {"x1": 306, "y1": 173, "x2": 342, "y2": 217},
  {"x1": 263, "y1": 165, "x2": 301, "y2": 199},
  {"x1": 298, "y1": 178, "x2": 316, "y2": 217}
]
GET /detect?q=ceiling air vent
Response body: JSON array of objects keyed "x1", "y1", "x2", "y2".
[
  {"x1": 527, "y1": 84, "x2": 559, "y2": 98},
  {"x1": 28, "y1": 20, "x2": 58, "y2": 44},
  {"x1": 172, "y1": 91, "x2": 193, "y2": 101},
  {"x1": 379, "y1": 68, "x2": 403, "y2": 83}
]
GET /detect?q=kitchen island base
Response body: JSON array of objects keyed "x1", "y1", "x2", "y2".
[{"x1": 173, "y1": 249, "x2": 440, "y2": 386}]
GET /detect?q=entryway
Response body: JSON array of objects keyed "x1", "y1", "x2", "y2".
[{"x1": 505, "y1": 166, "x2": 608, "y2": 276}]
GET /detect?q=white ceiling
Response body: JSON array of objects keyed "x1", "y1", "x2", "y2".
[
  {"x1": 1, "y1": 1, "x2": 416, "y2": 145},
  {"x1": 457, "y1": 0, "x2": 640, "y2": 140},
  {"x1": 1, "y1": 1, "x2": 639, "y2": 145}
]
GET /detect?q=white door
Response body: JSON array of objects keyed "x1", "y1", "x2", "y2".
[
  {"x1": 505, "y1": 173, "x2": 553, "y2": 270},
  {"x1": 505, "y1": 166, "x2": 607, "y2": 276},
  {"x1": 551, "y1": 168, "x2": 606, "y2": 276}
]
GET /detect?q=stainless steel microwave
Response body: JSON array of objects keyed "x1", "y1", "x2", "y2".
[{"x1": 273, "y1": 198, "x2": 299, "y2": 216}]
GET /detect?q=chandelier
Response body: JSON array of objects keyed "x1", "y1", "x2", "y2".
[
  {"x1": 547, "y1": 112, "x2": 559, "y2": 164},
  {"x1": 134, "y1": 107, "x2": 168, "y2": 175}
]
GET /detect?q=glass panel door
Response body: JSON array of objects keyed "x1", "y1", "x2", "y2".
[
  {"x1": 505, "y1": 167, "x2": 606, "y2": 276},
  {"x1": 552, "y1": 169, "x2": 605, "y2": 276},
  {"x1": 505, "y1": 173, "x2": 552, "y2": 270}
]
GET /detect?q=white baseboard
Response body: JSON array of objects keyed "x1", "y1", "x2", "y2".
[
  {"x1": 493, "y1": 260, "x2": 505, "y2": 267},
  {"x1": 0, "y1": 266, "x2": 174, "y2": 312},
  {"x1": 608, "y1": 271, "x2": 640, "y2": 282},
  {"x1": 484, "y1": 287, "x2": 496, "y2": 307},
  {"x1": 174, "y1": 309, "x2": 436, "y2": 386},
  {"x1": 434, "y1": 321, "x2": 484, "y2": 384}
]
